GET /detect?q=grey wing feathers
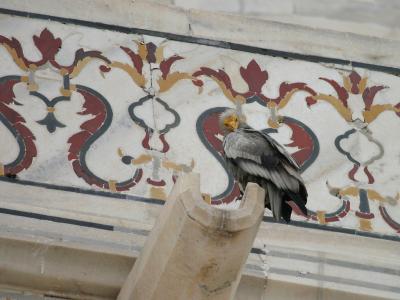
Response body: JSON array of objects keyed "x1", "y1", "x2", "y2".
[
  {"x1": 281, "y1": 161, "x2": 304, "y2": 184},
  {"x1": 223, "y1": 131, "x2": 265, "y2": 164},
  {"x1": 236, "y1": 159, "x2": 299, "y2": 192},
  {"x1": 266, "y1": 181, "x2": 282, "y2": 222},
  {"x1": 223, "y1": 128, "x2": 301, "y2": 191},
  {"x1": 258, "y1": 129, "x2": 300, "y2": 169},
  {"x1": 222, "y1": 127, "x2": 307, "y2": 222}
]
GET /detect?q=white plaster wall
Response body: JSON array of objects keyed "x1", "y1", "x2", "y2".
[
  {"x1": 162, "y1": 0, "x2": 400, "y2": 40},
  {"x1": 1, "y1": 0, "x2": 400, "y2": 69},
  {"x1": 0, "y1": 1, "x2": 399, "y2": 299},
  {"x1": 1, "y1": 13, "x2": 399, "y2": 236}
]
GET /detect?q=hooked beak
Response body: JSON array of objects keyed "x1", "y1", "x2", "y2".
[{"x1": 223, "y1": 115, "x2": 239, "y2": 131}]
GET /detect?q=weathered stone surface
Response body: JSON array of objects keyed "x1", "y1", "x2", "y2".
[
  {"x1": 2, "y1": 0, "x2": 400, "y2": 67},
  {"x1": 117, "y1": 173, "x2": 265, "y2": 300},
  {"x1": 0, "y1": 208, "x2": 399, "y2": 299}
]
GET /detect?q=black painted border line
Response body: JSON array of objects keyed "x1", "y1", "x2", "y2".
[
  {"x1": 269, "y1": 267, "x2": 400, "y2": 294},
  {"x1": 0, "y1": 176, "x2": 165, "y2": 205},
  {"x1": 1, "y1": 205, "x2": 399, "y2": 283},
  {"x1": 1, "y1": 8, "x2": 399, "y2": 241},
  {"x1": 0, "y1": 7, "x2": 398, "y2": 261},
  {"x1": 1, "y1": 177, "x2": 399, "y2": 242},
  {"x1": 0, "y1": 202, "x2": 262, "y2": 255},
  {"x1": 0, "y1": 7, "x2": 399, "y2": 76},
  {"x1": 0, "y1": 206, "x2": 151, "y2": 237},
  {"x1": 0, "y1": 207, "x2": 114, "y2": 231},
  {"x1": 0, "y1": 224, "x2": 143, "y2": 253},
  {"x1": 263, "y1": 216, "x2": 400, "y2": 242},
  {"x1": 268, "y1": 250, "x2": 400, "y2": 276}
]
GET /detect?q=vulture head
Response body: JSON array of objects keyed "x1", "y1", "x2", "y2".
[{"x1": 219, "y1": 109, "x2": 246, "y2": 133}]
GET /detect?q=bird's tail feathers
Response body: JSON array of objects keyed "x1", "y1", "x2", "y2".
[
  {"x1": 266, "y1": 182, "x2": 282, "y2": 222},
  {"x1": 281, "y1": 201, "x2": 292, "y2": 223},
  {"x1": 286, "y1": 190, "x2": 308, "y2": 217}
]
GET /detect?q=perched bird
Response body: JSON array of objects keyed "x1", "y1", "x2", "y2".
[{"x1": 219, "y1": 109, "x2": 308, "y2": 223}]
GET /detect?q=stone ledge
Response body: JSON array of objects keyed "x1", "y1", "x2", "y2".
[
  {"x1": 1, "y1": 211, "x2": 399, "y2": 299},
  {"x1": 1, "y1": 0, "x2": 399, "y2": 69}
]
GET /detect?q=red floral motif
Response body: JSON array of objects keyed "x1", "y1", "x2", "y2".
[
  {"x1": 268, "y1": 82, "x2": 316, "y2": 106},
  {"x1": 193, "y1": 59, "x2": 316, "y2": 106},
  {"x1": 160, "y1": 55, "x2": 184, "y2": 79},
  {"x1": 349, "y1": 71, "x2": 362, "y2": 94},
  {"x1": 52, "y1": 48, "x2": 110, "y2": 74},
  {"x1": 120, "y1": 46, "x2": 143, "y2": 74},
  {"x1": 0, "y1": 80, "x2": 17, "y2": 104},
  {"x1": 305, "y1": 96, "x2": 317, "y2": 106},
  {"x1": 193, "y1": 67, "x2": 240, "y2": 99},
  {"x1": 348, "y1": 164, "x2": 359, "y2": 182},
  {"x1": 396, "y1": 103, "x2": 400, "y2": 118},
  {"x1": 99, "y1": 65, "x2": 111, "y2": 73},
  {"x1": 33, "y1": 28, "x2": 61, "y2": 61},
  {"x1": 363, "y1": 166, "x2": 375, "y2": 184},
  {"x1": 111, "y1": 41, "x2": 193, "y2": 92},
  {"x1": 145, "y1": 42, "x2": 157, "y2": 63},
  {"x1": 362, "y1": 85, "x2": 385, "y2": 110},
  {"x1": 307, "y1": 200, "x2": 351, "y2": 223},
  {"x1": 1, "y1": 28, "x2": 110, "y2": 74},
  {"x1": 379, "y1": 206, "x2": 400, "y2": 233},
  {"x1": 309, "y1": 71, "x2": 398, "y2": 124},
  {"x1": 284, "y1": 121, "x2": 314, "y2": 165},
  {"x1": 319, "y1": 77, "x2": 348, "y2": 107},
  {"x1": 0, "y1": 36, "x2": 30, "y2": 69},
  {"x1": 239, "y1": 59, "x2": 268, "y2": 94},
  {"x1": 0, "y1": 78, "x2": 37, "y2": 175},
  {"x1": 141, "y1": 131, "x2": 170, "y2": 153},
  {"x1": 67, "y1": 87, "x2": 142, "y2": 191}
]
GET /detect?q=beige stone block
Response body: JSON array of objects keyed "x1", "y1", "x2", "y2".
[
  {"x1": 118, "y1": 173, "x2": 265, "y2": 300},
  {"x1": 263, "y1": 279, "x2": 392, "y2": 300}
]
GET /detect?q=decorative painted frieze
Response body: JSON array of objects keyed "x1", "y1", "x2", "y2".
[{"x1": 0, "y1": 15, "x2": 399, "y2": 236}]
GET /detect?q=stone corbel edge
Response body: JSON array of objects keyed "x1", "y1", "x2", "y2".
[
  {"x1": 181, "y1": 180, "x2": 265, "y2": 233},
  {"x1": 118, "y1": 173, "x2": 265, "y2": 300},
  {"x1": 165, "y1": 172, "x2": 265, "y2": 232}
]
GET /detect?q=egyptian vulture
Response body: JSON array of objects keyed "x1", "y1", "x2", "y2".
[{"x1": 219, "y1": 109, "x2": 308, "y2": 223}]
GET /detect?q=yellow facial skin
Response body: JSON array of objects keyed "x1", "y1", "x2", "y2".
[{"x1": 223, "y1": 114, "x2": 239, "y2": 131}]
